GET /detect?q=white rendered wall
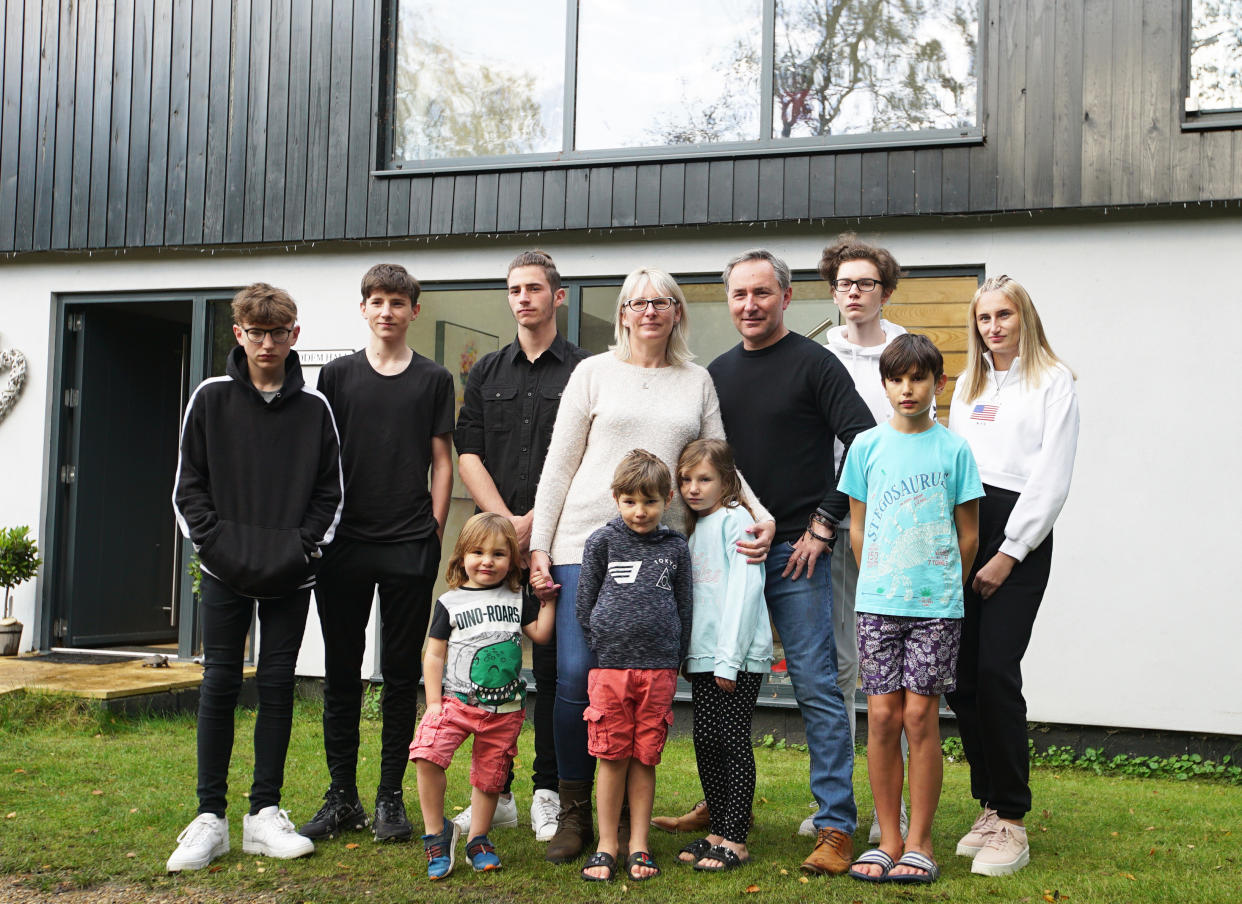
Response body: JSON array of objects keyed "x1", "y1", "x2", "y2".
[{"x1": 0, "y1": 210, "x2": 1238, "y2": 734}]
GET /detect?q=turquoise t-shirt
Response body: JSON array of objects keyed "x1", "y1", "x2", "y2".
[{"x1": 839, "y1": 422, "x2": 984, "y2": 618}]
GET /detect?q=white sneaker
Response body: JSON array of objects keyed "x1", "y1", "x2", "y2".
[
  {"x1": 867, "y1": 801, "x2": 909, "y2": 844},
  {"x1": 242, "y1": 806, "x2": 315, "y2": 859},
  {"x1": 971, "y1": 820, "x2": 1029, "y2": 876},
  {"x1": 530, "y1": 789, "x2": 560, "y2": 842},
  {"x1": 166, "y1": 813, "x2": 229, "y2": 872},
  {"x1": 452, "y1": 793, "x2": 519, "y2": 834},
  {"x1": 956, "y1": 806, "x2": 1000, "y2": 857}
]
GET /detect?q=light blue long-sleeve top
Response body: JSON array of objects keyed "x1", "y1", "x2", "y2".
[{"x1": 683, "y1": 504, "x2": 773, "y2": 680}]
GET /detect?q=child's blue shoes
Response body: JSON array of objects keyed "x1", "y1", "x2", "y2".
[
  {"x1": 467, "y1": 833, "x2": 502, "y2": 871},
  {"x1": 422, "y1": 820, "x2": 460, "y2": 880}
]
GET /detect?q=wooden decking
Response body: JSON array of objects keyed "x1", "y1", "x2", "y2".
[{"x1": 0, "y1": 652, "x2": 252, "y2": 701}]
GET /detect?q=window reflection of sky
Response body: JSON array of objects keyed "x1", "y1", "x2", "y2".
[
  {"x1": 575, "y1": 0, "x2": 761, "y2": 150},
  {"x1": 395, "y1": 0, "x2": 566, "y2": 157}
]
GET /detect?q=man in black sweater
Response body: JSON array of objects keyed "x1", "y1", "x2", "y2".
[
  {"x1": 169, "y1": 283, "x2": 343, "y2": 872},
  {"x1": 707, "y1": 249, "x2": 875, "y2": 877},
  {"x1": 302, "y1": 264, "x2": 455, "y2": 843}
]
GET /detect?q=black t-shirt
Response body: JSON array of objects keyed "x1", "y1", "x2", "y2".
[
  {"x1": 317, "y1": 349, "x2": 454, "y2": 542},
  {"x1": 708, "y1": 332, "x2": 875, "y2": 541}
]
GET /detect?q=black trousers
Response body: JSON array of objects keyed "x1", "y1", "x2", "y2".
[
  {"x1": 501, "y1": 584, "x2": 558, "y2": 795},
  {"x1": 314, "y1": 535, "x2": 439, "y2": 792},
  {"x1": 691, "y1": 671, "x2": 764, "y2": 844},
  {"x1": 945, "y1": 485, "x2": 1053, "y2": 821},
  {"x1": 197, "y1": 574, "x2": 310, "y2": 817}
]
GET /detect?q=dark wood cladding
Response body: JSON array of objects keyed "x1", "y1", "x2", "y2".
[{"x1": 2, "y1": 0, "x2": 1241, "y2": 255}]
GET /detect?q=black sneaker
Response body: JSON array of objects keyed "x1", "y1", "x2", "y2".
[
  {"x1": 373, "y1": 788, "x2": 413, "y2": 842},
  {"x1": 298, "y1": 788, "x2": 369, "y2": 840}
]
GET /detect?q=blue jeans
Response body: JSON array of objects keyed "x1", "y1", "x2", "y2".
[
  {"x1": 766, "y1": 542, "x2": 857, "y2": 833},
  {"x1": 551, "y1": 565, "x2": 597, "y2": 782}
]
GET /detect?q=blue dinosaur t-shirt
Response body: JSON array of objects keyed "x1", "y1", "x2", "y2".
[{"x1": 839, "y1": 422, "x2": 984, "y2": 618}]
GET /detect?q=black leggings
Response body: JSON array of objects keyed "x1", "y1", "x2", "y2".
[
  {"x1": 945, "y1": 485, "x2": 1052, "y2": 821},
  {"x1": 691, "y1": 671, "x2": 763, "y2": 844}
]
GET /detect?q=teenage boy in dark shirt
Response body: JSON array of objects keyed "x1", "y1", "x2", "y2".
[
  {"x1": 301, "y1": 264, "x2": 455, "y2": 843},
  {"x1": 168, "y1": 283, "x2": 343, "y2": 871},
  {"x1": 452, "y1": 250, "x2": 590, "y2": 841}
]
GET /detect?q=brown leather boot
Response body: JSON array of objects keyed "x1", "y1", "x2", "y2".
[
  {"x1": 651, "y1": 799, "x2": 711, "y2": 834},
  {"x1": 546, "y1": 779, "x2": 594, "y2": 863},
  {"x1": 800, "y1": 826, "x2": 854, "y2": 875}
]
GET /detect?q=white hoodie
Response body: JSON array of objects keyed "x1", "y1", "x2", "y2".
[
  {"x1": 824, "y1": 319, "x2": 907, "y2": 527},
  {"x1": 948, "y1": 353, "x2": 1079, "y2": 561}
]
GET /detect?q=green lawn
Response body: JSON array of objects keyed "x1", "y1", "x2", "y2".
[{"x1": 1, "y1": 693, "x2": 1238, "y2": 903}]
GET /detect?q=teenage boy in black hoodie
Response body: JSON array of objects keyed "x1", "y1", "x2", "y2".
[
  {"x1": 169, "y1": 283, "x2": 344, "y2": 872},
  {"x1": 302, "y1": 263, "x2": 455, "y2": 843}
]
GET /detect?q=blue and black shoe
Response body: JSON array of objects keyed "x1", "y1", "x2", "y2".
[{"x1": 422, "y1": 820, "x2": 460, "y2": 880}]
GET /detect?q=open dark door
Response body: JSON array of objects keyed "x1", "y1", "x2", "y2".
[{"x1": 54, "y1": 304, "x2": 190, "y2": 646}]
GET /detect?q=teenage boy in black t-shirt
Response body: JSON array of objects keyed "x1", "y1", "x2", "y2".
[{"x1": 301, "y1": 264, "x2": 455, "y2": 843}]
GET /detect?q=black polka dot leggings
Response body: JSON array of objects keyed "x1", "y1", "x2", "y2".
[{"x1": 690, "y1": 670, "x2": 764, "y2": 844}]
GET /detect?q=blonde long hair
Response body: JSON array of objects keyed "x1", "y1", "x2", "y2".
[
  {"x1": 611, "y1": 268, "x2": 694, "y2": 366},
  {"x1": 959, "y1": 275, "x2": 1074, "y2": 403}
]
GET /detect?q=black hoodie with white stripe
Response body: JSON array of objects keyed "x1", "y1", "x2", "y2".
[
  {"x1": 173, "y1": 346, "x2": 343, "y2": 598},
  {"x1": 576, "y1": 516, "x2": 693, "y2": 670}
]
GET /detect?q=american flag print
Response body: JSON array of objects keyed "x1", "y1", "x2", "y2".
[{"x1": 971, "y1": 404, "x2": 999, "y2": 422}]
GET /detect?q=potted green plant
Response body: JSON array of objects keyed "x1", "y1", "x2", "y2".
[{"x1": 0, "y1": 525, "x2": 41, "y2": 656}]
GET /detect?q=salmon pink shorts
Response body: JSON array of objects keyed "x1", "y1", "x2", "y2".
[
  {"x1": 409, "y1": 696, "x2": 524, "y2": 793},
  {"x1": 584, "y1": 668, "x2": 677, "y2": 765}
]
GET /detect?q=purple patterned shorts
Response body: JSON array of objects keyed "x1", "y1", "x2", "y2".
[{"x1": 856, "y1": 613, "x2": 962, "y2": 697}]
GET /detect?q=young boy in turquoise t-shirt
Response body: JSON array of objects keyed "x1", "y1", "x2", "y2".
[{"x1": 838, "y1": 334, "x2": 983, "y2": 886}]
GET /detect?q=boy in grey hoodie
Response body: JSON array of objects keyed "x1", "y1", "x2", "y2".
[{"x1": 575, "y1": 450, "x2": 692, "y2": 882}]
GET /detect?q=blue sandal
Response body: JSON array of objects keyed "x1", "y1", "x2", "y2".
[
  {"x1": 848, "y1": 848, "x2": 896, "y2": 883},
  {"x1": 887, "y1": 850, "x2": 939, "y2": 884}
]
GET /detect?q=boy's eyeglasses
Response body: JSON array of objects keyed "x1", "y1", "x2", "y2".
[
  {"x1": 240, "y1": 326, "x2": 293, "y2": 344},
  {"x1": 622, "y1": 296, "x2": 678, "y2": 312},
  {"x1": 832, "y1": 278, "x2": 881, "y2": 293}
]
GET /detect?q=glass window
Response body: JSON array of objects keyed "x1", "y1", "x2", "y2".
[
  {"x1": 773, "y1": 0, "x2": 978, "y2": 137},
  {"x1": 575, "y1": 0, "x2": 762, "y2": 149},
  {"x1": 391, "y1": 0, "x2": 566, "y2": 161},
  {"x1": 388, "y1": 0, "x2": 980, "y2": 168},
  {"x1": 1187, "y1": 1, "x2": 1242, "y2": 114}
]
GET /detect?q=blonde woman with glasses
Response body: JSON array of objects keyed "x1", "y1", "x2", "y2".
[{"x1": 528, "y1": 267, "x2": 773, "y2": 876}]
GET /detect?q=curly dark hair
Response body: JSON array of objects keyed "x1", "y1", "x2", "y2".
[{"x1": 817, "y1": 233, "x2": 902, "y2": 292}]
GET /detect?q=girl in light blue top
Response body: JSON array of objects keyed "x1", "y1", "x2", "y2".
[{"x1": 675, "y1": 439, "x2": 772, "y2": 872}]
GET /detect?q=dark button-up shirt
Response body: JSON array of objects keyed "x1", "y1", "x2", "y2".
[{"x1": 454, "y1": 332, "x2": 591, "y2": 516}]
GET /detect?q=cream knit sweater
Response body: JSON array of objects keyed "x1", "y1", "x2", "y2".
[{"x1": 530, "y1": 352, "x2": 771, "y2": 565}]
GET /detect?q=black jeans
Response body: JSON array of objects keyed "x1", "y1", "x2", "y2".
[
  {"x1": 501, "y1": 605, "x2": 558, "y2": 795},
  {"x1": 314, "y1": 536, "x2": 439, "y2": 792},
  {"x1": 945, "y1": 485, "x2": 1053, "y2": 821},
  {"x1": 197, "y1": 574, "x2": 310, "y2": 817}
]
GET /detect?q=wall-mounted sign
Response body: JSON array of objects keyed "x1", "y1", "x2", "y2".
[{"x1": 297, "y1": 349, "x2": 354, "y2": 367}]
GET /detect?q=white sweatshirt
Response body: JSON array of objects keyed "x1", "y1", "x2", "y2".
[
  {"x1": 948, "y1": 353, "x2": 1079, "y2": 561},
  {"x1": 824, "y1": 319, "x2": 906, "y2": 527},
  {"x1": 530, "y1": 352, "x2": 771, "y2": 565}
]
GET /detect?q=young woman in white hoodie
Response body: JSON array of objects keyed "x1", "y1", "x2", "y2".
[
  {"x1": 946, "y1": 275, "x2": 1079, "y2": 878},
  {"x1": 816, "y1": 235, "x2": 909, "y2": 845}
]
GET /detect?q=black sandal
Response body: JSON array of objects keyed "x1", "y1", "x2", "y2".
[
  {"x1": 627, "y1": 850, "x2": 660, "y2": 880},
  {"x1": 693, "y1": 845, "x2": 749, "y2": 871},
  {"x1": 580, "y1": 851, "x2": 616, "y2": 882},
  {"x1": 678, "y1": 837, "x2": 712, "y2": 863}
]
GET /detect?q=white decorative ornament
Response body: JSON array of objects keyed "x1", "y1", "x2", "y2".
[{"x1": 0, "y1": 348, "x2": 27, "y2": 424}]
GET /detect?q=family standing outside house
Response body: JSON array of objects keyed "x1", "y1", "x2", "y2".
[{"x1": 167, "y1": 240, "x2": 1079, "y2": 886}]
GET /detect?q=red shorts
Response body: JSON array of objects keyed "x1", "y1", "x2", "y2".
[
  {"x1": 584, "y1": 668, "x2": 677, "y2": 766},
  {"x1": 408, "y1": 696, "x2": 524, "y2": 793}
]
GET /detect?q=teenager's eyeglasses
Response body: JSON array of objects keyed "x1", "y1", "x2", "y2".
[
  {"x1": 623, "y1": 296, "x2": 678, "y2": 312},
  {"x1": 240, "y1": 326, "x2": 293, "y2": 343},
  {"x1": 832, "y1": 278, "x2": 881, "y2": 293}
]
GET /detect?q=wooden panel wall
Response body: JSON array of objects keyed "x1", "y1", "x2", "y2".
[{"x1": 0, "y1": 0, "x2": 1240, "y2": 255}]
